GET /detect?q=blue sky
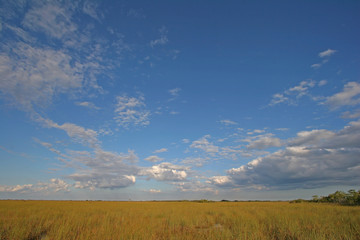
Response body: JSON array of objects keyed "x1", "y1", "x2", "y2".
[{"x1": 0, "y1": 0, "x2": 359, "y2": 200}]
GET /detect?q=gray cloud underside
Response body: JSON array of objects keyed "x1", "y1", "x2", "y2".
[{"x1": 224, "y1": 119, "x2": 360, "y2": 189}]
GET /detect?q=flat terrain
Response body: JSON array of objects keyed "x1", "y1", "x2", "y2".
[{"x1": 0, "y1": 200, "x2": 359, "y2": 240}]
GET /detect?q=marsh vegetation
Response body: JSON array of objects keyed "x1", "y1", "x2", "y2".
[{"x1": 1, "y1": 200, "x2": 359, "y2": 240}]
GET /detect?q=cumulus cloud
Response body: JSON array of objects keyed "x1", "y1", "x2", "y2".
[
  {"x1": 224, "y1": 119, "x2": 360, "y2": 189},
  {"x1": 145, "y1": 155, "x2": 164, "y2": 162},
  {"x1": 114, "y1": 95, "x2": 150, "y2": 128},
  {"x1": 140, "y1": 162, "x2": 188, "y2": 181},
  {"x1": 207, "y1": 176, "x2": 232, "y2": 187},
  {"x1": 325, "y1": 82, "x2": 360, "y2": 109}
]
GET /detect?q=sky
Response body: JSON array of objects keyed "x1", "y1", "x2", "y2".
[{"x1": 0, "y1": 0, "x2": 359, "y2": 201}]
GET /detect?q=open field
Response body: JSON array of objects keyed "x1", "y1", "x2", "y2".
[{"x1": 0, "y1": 200, "x2": 359, "y2": 240}]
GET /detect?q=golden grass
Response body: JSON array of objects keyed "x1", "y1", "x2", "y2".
[{"x1": 0, "y1": 200, "x2": 359, "y2": 240}]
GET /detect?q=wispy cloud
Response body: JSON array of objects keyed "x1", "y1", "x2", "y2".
[
  {"x1": 42, "y1": 118, "x2": 99, "y2": 148},
  {"x1": 168, "y1": 88, "x2": 181, "y2": 101},
  {"x1": 145, "y1": 155, "x2": 164, "y2": 162},
  {"x1": 0, "y1": 43, "x2": 85, "y2": 111},
  {"x1": 190, "y1": 135, "x2": 219, "y2": 154},
  {"x1": 341, "y1": 109, "x2": 360, "y2": 119},
  {"x1": 127, "y1": 8, "x2": 146, "y2": 19},
  {"x1": 153, "y1": 148, "x2": 168, "y2": 153},
  {"x1": 319, "y1": 49, "x2": 337, "y2": 58},
  {"x1": 76, "y1": 101, "x2": 100, "y2": 110},
  {"x1": 150, "y1": 26, "x2": 168, "y2": 47},
  {"x1": 219, "y1": 119, "x2": 237, "y2": 126},
  {"x1": 114, "y1": 95, "x2": 150, "y2": 128},
  {"x1": 311, "y1": 49, "x2": 337, "y2": 69},
  {"x1": 269, "y1": 80, "x2": 318, "y2": 106},
  {"x1": 22, "y1": 3, "x2": 77, "y2": 40},
  {"x1": 0, "y1": 179, "x2": 71, "y2": 193},
  {"x1": 82, "y1": 0, "x2": 102, "y2": 21}
]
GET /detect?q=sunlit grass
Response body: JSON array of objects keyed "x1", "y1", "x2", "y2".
[{"x1": 0, "y1": 200, "x2": 359, "y2": 239}]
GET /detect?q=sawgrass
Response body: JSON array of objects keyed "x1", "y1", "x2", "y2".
[{"x1": 0, "y1": 200, "x2": 359, "y2": 239}]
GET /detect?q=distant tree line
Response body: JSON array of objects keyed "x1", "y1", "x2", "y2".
[{"x1": 290, "y1": 189, "x2": 360, "y2": 205}]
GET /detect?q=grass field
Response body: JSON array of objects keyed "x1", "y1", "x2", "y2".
[{"x1": 0, "y1": 200, "x2": 359, "y2": 240}]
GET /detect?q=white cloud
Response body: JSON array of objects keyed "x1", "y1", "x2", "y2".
[
  {"x1": 319, "y1": 49, "x2": 337, "y2": 58},
  {"x1": 148, "y1": 189, "x2": 161, "y2": 193},
  {"x1": 325, "y1": 82, "x2": 360, "y2": 109},
  {"x1": 182, "y1": 139, "x2": 190, "y2": 144},
  {"x1": 150, "y1": 26, "x2": 168, "y2": 47},
  {"x1": 114, "y1": 95, "x2": 150, "y2": 128},
  {"x1": 269, "y1": 93, "x2": 289, "y2": 106},
  {"x1": 318, "y1": 80, "x2": 327, "y2": 87},
  {"x1": 140, "y1": 162, "x2": 188, "y2": 181},
  {"x1": 76, "y1": 101, "x2": 100, "y2": 110},
  {"x1": 286, "y1": 80, "x2": 315, "y2": 98},
  {"x1": 0, "y1": 179, "x2": 71, "y2": 193},
  {"x1": 153, "y1": 148, "x2": 168, "y2": 153},
  {"x1": 270, "y1": 80, "x2": 317, "y2": 106},
  {"x1": 311, "y1": 50, "x2": 336, "y2": 68},
  {"x1": 169, "y1": 88, "x2": 181, "y2": 97},
  {"x1": 145, "y1": 155, "x2": 164, "y2": 162},
  {"x1": 247, "y1": 129, "x2": 265, "y2": 135},
  {"x1": 219, "y1": 119, "x2": 237, "y2": 126},
  {"x1": 247, "y1": 136, "x2": 283, "y2": 150},
  {"x1": 311, "y1": 63, "x2": 322, "y2": 69},
  {"x1": 208, "y1": 176, "x2": 232, "y2": 187},
  {"x1": 190, "y1": 135, "x2": 219, "y2": 154}
]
